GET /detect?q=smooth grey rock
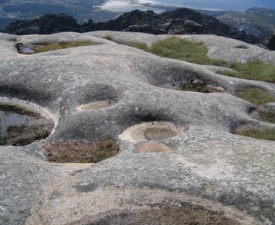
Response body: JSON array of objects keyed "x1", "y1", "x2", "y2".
[
  {"x1": 16, "y1": 32, "x2": 114, "y2": 46},
  {"x1": 87, "y1": 31, "x2": 275, "y2": 65},
  {"x1": 263, "y1": 102, "x2": 275, "y2": 113},
  {"x1": 0, "y1": 40, "x2": 19, "y2": 59},
  {"x1": 86, "y1": 30, "x2": 167, "y2": 47},
  {"x1": 0, "y1": 32, "x2": 275, "y2": 225},
  {"x1": 0, "y1": 32, "x2": 17, "y2": 41}
]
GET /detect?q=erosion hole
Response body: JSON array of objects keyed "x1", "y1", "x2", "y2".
[
  {"x1": 119, "y1": 122, "x2": 184, "y2": 143},
  {"x1": 0, "y1": 102, "x2": 54, "y2": 146},
  {"x1": 80, "y1": 204, "x2": 242, "y2": 225},
  {"x1": 75, "y1": 84, "x2": 121, "y2": 111},
  {"x1": 144, "y1": 127, "x2": 178, "y2": 140},
  {"x1": 136, "y1": 142, "x2": 171, "y2": 153}
]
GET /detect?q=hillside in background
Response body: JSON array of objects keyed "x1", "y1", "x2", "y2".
[
  {"x1": 1, "y1": 0, "x2": 275, "y2": 40},
  {"x1": 1, "y1": 0, "x2": 275, "y2": 39},
  {"x1": 214, "y1": 8, "x2": 275, "y2": 38},
  {"x1": 4, "y1": 8, "x2": 260, "y2": 46}
]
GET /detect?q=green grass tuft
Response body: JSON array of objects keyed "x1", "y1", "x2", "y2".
[
  {"x1": 220, "y1": 61, "x2": 275, "y2": 83},
  {"x1": 258, "y1": 111, "x2": 275, "y2": 123},
  {"x1": 233, "y1": 127, "x2": 275, "y2": 141},
  {"x1": 150, "y1": 36, "x2": 227, "y2": 66},
  {"x1": 235, "y1": 88, "x2": 275, "y2": 106},
  {"x1": 102, "y1": 35, "x2": 275, "y2": 82},
  {"x1": 34, "y1": 40, "x2": 101, "y2": 53},
  {"x1": 149, "y1": 37, "x2": 275, "y2": 83}
]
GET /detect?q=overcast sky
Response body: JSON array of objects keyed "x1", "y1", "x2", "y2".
[{"x1": 101, "y1": 0, "x2": 275, "y2": 12}]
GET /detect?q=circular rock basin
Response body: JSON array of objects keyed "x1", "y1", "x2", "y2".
[
  {"x1": 144, "y1": 127, "x2": 178, "y2": 140},
  {"x1": 83, "y1": 204, "x2": 242, "y2": 225},
  {"x1": 0, "y1": 102, "x2": 54, "y2": 146},
  {"x1": 136, "y1": 142, "x2": 171, "y2": 153},
  {"x1": 119, "y1": 122, "x2": 184, "y2": 143}
]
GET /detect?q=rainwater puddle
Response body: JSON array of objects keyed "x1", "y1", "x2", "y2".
[
  {"x1": 0, "y1": 104, "x2": 54, "y2": 146},
  {"x1": 0, "y1": 106, "x2": 37, "y2": 137}
]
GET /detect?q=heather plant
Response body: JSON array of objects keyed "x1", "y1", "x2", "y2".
[{"x1": 43, "y1": 139, "x2": 119, "y2": 163}]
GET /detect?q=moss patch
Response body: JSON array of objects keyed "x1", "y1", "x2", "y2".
[
  {"x1": 34, "y1": 40, "x2": 101, "y2": 53},
  {"x1": 43, "y1": 139, "x2": 119, "y2": 163}
]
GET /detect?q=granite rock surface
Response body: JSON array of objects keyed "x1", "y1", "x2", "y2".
[{"x1": 0, "y1": 31, "x2": 275, "y2": 225}]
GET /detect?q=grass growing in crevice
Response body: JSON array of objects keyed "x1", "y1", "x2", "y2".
[
  {"x1": 101, "y1": 35, "x2": 275, "y2": 82},
  {"x1": 257, "y1": 111, "x2": 275, "y2": 123},
  {"x1": 235, "y1": 88, "x2": 275, "y2": 123},
  {"x1": 102, "y1": 35, "x2": 148, "y2": 51},
  {"x1": 43, "y1": 139, "x2": 119, "y2": 163},
  {"x1": 34, "y1": 40, "x2": 101, "y2": 53},
  {"x1": 235, "y1": 88, "x2": 275, "y2": 106},
  {"x1": 150, "y1": 37, "x2": 227, "y2": 66},
  {"x1": 220, "y1": 60, "x2": 275, "y2": 83},
  {"x1": 233, "y1": 127, "x2": 275, "y2": 141},
  {"x1": 149, "y1": 37, "x2": 275, "y2": 83}
]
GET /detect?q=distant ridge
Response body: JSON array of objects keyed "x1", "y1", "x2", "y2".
[{"x1": 5, "y1": 8, "x2": 260, "y2": 45}]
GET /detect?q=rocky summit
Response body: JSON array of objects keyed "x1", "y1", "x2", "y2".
[{"x1": 0, "y1": 31, "x2": 275, "y2": 225}]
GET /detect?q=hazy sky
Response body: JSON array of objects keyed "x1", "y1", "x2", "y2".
[{"x1": 100, "y1": 0, "x2": 275, "y2": 12}]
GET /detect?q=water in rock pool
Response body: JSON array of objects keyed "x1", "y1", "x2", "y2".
[{"x1": 0, "y1": 105, "x2": 37, "y2": 141}]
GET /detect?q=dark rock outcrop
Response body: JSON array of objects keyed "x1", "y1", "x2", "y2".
[
  {"x1": 94, "y1": 8, "x2": 259, "y2": 44},
  {"x1": 260, "y1": 33, "x2": 275, "y2": 50},
  {"x1": 5, "y1": 13, "x2": 83, "y2": 35},
  {"x1": 5, "y1": 8, "x2": 260, "y2": 44}
]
